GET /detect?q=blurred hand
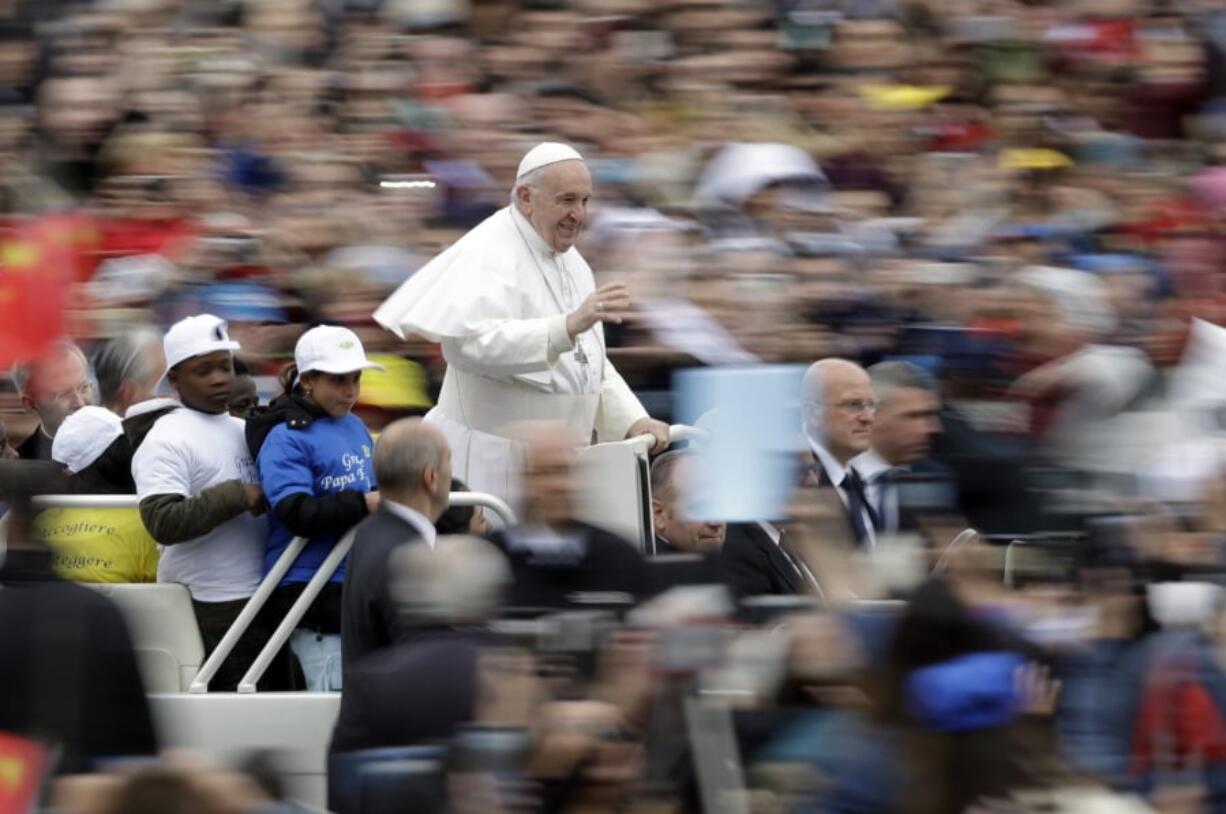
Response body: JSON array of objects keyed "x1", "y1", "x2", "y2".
[
  {"x1": 1015, "y1": 662, "x2": 1061, "y2": 716},
  {"x1": 567, "y1": 282, "x2": 630, "y2": 338},
  {"x1": 243, "y1": 483, "x2": 267, "y2": 516},
  {"x1": 365, "y1": 490, "x2": 381, "y2": 513},
  {"x1": 626, "y1": 417, "x2": 669, "y2": 455}
]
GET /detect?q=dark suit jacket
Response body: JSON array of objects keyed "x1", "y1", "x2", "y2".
[
  {"x1": 331, "y1": 629, "x2": 492, "y2": 755},
  {"x1": 720, "y1": 522, "x2": 805, "y2": 598},
  {"x1": 491, "y1": 522, "x2": 647, "y2": 610},
  {"x1": 340, "y1": 506, "x2": 427, "y2": 671},
  {"x1": 16, "y1": 426, "x2": 52, "y2": 461},
  {"x1": 875, "y1": 458, "x2": 959, "y2": 536},
  {"x1": 0, "y1": 548, "x2": 157, "y2": 772},
  {"x1": 806, "y1": 453, "x2": 868, "y2": 547},
  {"x1": 647, "y1": 536, "x2": 725, "y2": 593}
]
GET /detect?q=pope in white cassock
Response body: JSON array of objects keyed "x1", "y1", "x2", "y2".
[{"x1": 373, "y1": 142, "x2": 671, "y2": 501}]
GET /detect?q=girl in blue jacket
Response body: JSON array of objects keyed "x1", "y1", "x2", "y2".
[{"x1": 248, "y1": 325, "x2": 381, "y2": 690}]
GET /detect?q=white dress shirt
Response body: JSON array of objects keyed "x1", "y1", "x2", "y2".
[
  {"x1": 853, "y1": 448, "x2": 899, "y2": 535},
  {"x1": 381, "y1": 500, "x2": 439, "y2": 549}
]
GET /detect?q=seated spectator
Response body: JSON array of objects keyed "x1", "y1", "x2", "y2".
[
  {"x1": 651, "y1": 450, "x2": 726, "y2": 555},
  {"x1": 648, "y1": 450, "x2": 726, "y2": 591},
  {"x1": 435, "y1": 478, "x2": 493, "y2": 536},
  {"x1": 13, "y1": 340, "x2": 96, "y2": 460},
  {"x1": 92, "y1": 327, "x2": 165, "y2": 419},
  {"x1": 341, "y1": 418, "x2": 451, "y2": 672},
  {"x1": 35, "y1": 406, "x2": 158, "y2": 583},
  {"x1": 330, "y1": 534, "x2": 510, "y2": 756},
  {"x1": 247, "y1": 325, "x2": 382, "y2": 691},
  {"x1": 132, "y1": 314, "x2": 293, "y2": 692},
  {"x1": 492, "y1": 423, "x2": 647, "y2": 610}
]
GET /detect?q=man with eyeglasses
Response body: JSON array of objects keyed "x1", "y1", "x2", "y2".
[
  {"x1": 13, "y1": 340, "x2": 96, "y2": 461},
  {"x1": 800, "y1": 358, "x2": 879, "y2": 548}
]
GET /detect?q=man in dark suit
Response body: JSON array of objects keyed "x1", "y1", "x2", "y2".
[
  {"x1": 856, "y1": 361, "x2": 958, "y2": 536},
  {"x1": 492, "y1": 423, "x2": 647, "y2": 609},
  {"x1": 800, "y1": 358, "x2": 879, "y2": 547},
  {"x1": 340, "y1": 418, "x2": 452, "y2": 671},
  {"x1": 331, "y1": 535, "x2": 509, "y2": 757},
  {"x1": 721, "y1": 521, "x2": 811, "y2": 598}
]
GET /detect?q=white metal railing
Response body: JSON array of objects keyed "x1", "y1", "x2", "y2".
[
  {"x1": 626, "y1": 423, "x2": 707, "y2": 455},
  {"x1": 28, "y1": 491, "x2": 518, "y2": 693}
]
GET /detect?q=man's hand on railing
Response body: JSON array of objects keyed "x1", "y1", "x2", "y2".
[{"x1": 625, "y1": 417, "x2": 670, "y2": 455}]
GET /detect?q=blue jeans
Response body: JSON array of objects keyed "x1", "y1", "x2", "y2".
[{"x1": 290, "y1": 630, "x2": 343, "y2": 691}]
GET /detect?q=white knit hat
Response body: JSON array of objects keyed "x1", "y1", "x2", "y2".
[{"x1": 52, "y1": 406, "x2": 123, "y2": 474}]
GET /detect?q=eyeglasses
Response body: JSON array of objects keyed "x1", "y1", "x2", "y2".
[{"x1": 833, "y1": 399, "x2": 877, "y2": 415}]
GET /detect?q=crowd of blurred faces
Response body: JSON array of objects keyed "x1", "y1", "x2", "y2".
[{"x1": 15, "y1": 0, "x2": 1226, "y2": 810}]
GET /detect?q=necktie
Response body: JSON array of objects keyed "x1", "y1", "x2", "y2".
[{"x1": 840, "y1": 468, "x2": 877, "y2": 546}]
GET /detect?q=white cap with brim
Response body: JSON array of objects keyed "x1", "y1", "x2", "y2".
[
  {"x1": 516, "y1": 142, "x2": 584, "y2": 179},
  {"x1": 163, "y1": 314, "x2": 241, "y2": 372},
  {"x1": 52, "y1": 406, "x2": 122, "y2": 474},
  {"x1": 295, "y1": 325, "x2": 385, "y2": 376}
]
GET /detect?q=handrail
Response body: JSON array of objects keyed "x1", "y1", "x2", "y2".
[
  {"x1": 447, "y1": 491, "x2": 517, "y2": 526},
  {"x1": 238, "y1": 529, "x2": 356, "y2": 693},
  {"x1": 33, "y1": 494, "x2": 142, "y2": 509},
  {"x1": 235, "y1": 490, "x2": 515, "y2": 693},
  {"x1": 626, "y1": 423, "x2": 706, "y2": 455},
  {"x1": 191, "y1": 535, "x2": 309, "y2": 693}
]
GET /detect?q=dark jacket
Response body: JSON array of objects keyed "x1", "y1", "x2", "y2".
[
  {"x1": 491, "y1": 522, "x2": 648, "y2": 610},
  {"x1": 806, "y1": 453, "x2": 872, "y2": 548},
  {"x1": 331, "y1": 629, "x2": 494, "y2": 755},
  {"x1": 247, "y1": 393, "x2": 369, "y2": 541},
  {"x1": 340, "y1": 506, "x2": 428, "y2": 671},
  {"x1": 648, "y1": 536, "x2": 726, "y2": 594},
  {"x1": 720, "y1": 522, "x2": 807, "y2": 599},
  {"x1": 16, "y1": 426, "x2": 52, "y2": 461},
  {"x1": 0, "y1": 547, "x2": 157, "y2": 773}
]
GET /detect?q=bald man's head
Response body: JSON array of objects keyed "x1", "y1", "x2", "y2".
[
  {"x1": 802, "y1": 358, "x2": 875, "y2": 464},
  {"x1": 374, "y1": 418, "x2": 453, "y2": 520},
  {"x1": 513, "y1": 421, "x2": 581, "y2": 525}
]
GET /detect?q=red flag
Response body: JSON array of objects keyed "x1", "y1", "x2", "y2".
[
  {"x1": 0, "y1": 732, "x2": 47, "y2": 814},
  {"x1": 0, "y1": 218, "x2": 71, "y2": 370}
]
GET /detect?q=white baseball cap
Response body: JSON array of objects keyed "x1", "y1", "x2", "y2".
[
  {"x1": 52, "y1": 406, "x2": 123, "y2": 474},
  {"x1": 163, "y1": 314, "x2": 242, "y2": 371},
  {"x1": 295, "y1": 325, "x2": 384, "y2": 376}
]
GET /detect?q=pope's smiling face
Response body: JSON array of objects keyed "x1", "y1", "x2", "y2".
[{"x1": 517, "y1": 159, "x2": 592, "y2": 253}]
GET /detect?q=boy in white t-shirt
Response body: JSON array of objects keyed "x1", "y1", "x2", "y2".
[{"x1": 132, "y1": 314, "x2": 295, "y2": 691}]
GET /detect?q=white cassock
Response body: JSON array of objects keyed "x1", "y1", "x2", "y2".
[{"x1": 373, "y1": 204, "x2": 647, "y2": 501}]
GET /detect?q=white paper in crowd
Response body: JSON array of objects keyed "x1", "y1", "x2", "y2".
[
  {"x1": 675, "y1": 365, "x2": 803, "y2": 522},
  {"x1": 639, "y1": 299, "x2": 760, "y2": 367}
]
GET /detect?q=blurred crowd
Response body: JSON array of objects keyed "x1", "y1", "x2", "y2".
[{"x1": 12, "y1": 0, "x2": 1226, "y2": 812}]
